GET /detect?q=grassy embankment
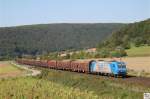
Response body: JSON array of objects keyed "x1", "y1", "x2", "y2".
[
  {"x1": 126, "y1": 45, "x2": 150, "y2": 57},
  {"x1": 0, "y1": 68, "x2": 150, "y2": 99},
  {"x1": 0, "y1": 64, "x2": 19, "y2": 74},
  {"x1": 124, "y1": 45, "x2": 150, "y2": 77},
  {"x1": 0, "y1": 61, "x2": 27, "y2": 78}
]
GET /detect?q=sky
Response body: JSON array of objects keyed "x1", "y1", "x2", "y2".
[{"x1": 0, "y1": 0, "x2": 150, "y2": 27}]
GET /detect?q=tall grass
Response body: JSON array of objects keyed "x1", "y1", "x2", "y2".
[
  {"x1": 37, "y1": 69, "x2": 149, "y2": 99},
  {"x1": 0, "y1": 68, "x2": 149, "y2": 99},
  {"x1": 0, "y1": 77, "x2": 98, "y2": 99}
]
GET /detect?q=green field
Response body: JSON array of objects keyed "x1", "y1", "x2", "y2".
[
  {"x1": 0, "y1": 68, "x2": 149, "y2": 99},
  {"x1": 0, "y1": 61, "x2": 26, "y2": 78},
  {"x1": 0, "y1": 62, "x2": 21, "y2": 74},
  {"x1": 0, "y1": 64, "x2": 20, "y2": 74},
  {"x1": 126, "y1": 46, "x2": 150, "y2": 57}
]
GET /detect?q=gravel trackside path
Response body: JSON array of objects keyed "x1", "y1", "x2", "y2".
[{"x1": 11, "y1": 62, "x2": 41, "y2": 76}]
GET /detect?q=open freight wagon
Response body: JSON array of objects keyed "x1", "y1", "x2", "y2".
[{"x1": 16, "y1": 59, "x2": 127, "y2": 77}]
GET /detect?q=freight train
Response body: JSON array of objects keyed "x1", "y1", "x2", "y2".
[{"x1": 16, "y1": 59, "x2": 127, "y2": 78}]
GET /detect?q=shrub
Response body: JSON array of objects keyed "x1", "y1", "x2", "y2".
[
  {"x1": 38, "y1": 69, "x2": 49, "y2": 79},
  {"x1": 111, "y1": 47, "x2": 127, "y2": 57},
  {"x1": 147, "y1": 38, "x2": 150, "y2": 46},
  {"x1": 99, "y1": 49, "x2": 110, "y2": 58},
  {"x1": 111, "y1": 51, "x2": 121, "y2": 58},
  {"x1": 65, "y1": 54, "x2": 70, "y2": 59},
  {"x1": 94, "y1": 53, "x2": 101, "y2": 58},
  {"x1": 133, "y1": 37, "x2": 143, "y2": 47},
  {"x1": 122, "y1": 42, "x2": 131, "y2": 49}
]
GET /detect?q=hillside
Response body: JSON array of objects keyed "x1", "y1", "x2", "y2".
[
  {"x1": 126, "y1": 46, "x2": 150, "y2": 57},
  {"x1": 0, "y1": 23, "x2": 124, "y2": 58},
  {"x1": 98, "y1": 19, "x2": 150, "y2": 49}
]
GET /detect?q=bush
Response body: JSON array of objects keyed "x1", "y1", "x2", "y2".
[
  {"x1": 99, "y1": 49, "x2": 110, "y2": 58},
  {"x1": 111, "y1": 51, "x2": 121, "y2": 58},
  {"x1": 147, "y1": 38, "x2": 150, "y2": 46},
  {"x1": 64, "y1": 54, "x2": 70, "y2": 59},
  {"x1": 70, "y1": 51, "x2": 94, "y2": 59},
  {"x1": 94, "y1": 53, "x2": 101, "y2": 58},
  {"x1": 133, "y1": 37, "x2": 144, "y2": 47},
  {"x1": 111, "y1": 47, "x2": 127, "y2": 57},
  {"x1": 38, "y1": 69, "x2": 49, "y2": 79},
  {"x1": 122, "y1": 42, "x2": 131, "y2": 49}
]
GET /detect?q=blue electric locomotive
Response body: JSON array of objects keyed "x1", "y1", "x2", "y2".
[{"x1": 89, "y1": 60, "x2": 127, "y2": 77}]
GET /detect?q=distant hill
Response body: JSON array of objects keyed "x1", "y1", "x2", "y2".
[
  {"x1": 98, "y1": 19, "x2": 150, "y2": 49},
  {"x1": 0, "y1": 23, "x2": 124, "y2": 58}
]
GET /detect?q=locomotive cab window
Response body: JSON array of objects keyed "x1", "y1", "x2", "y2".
[{"x1": 118, "y1": 63, "x2": 126, "y2": 68}]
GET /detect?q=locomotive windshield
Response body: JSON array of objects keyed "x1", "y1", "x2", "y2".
[{"x1": 118, "y1": 62, "x2": 126, "y2": 68}]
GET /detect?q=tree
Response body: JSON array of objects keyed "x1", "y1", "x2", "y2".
[
  {"x1": 0, "y1": 23, "x2": 123, "y2": 58},
  {"x1": 65, "y1": 53, "x2": 70, "y2": 59},
  {"x1": 99, "y1": 49, "x2": 110, "y2": 58},
  {"x1": 147, "y1": 37, "x2": 150, "y2": 46},
  {"x1": 122, "y1": 42, "x2": 131, "y2": 49},
  {"x1": 110, "y1": 46, "x2": 127, "y2": 57},
  {"x1": 134, "y1": 37, "x2": 143, "y2": 47}
]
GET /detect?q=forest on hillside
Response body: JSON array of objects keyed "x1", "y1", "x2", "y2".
[
  {"x1": 0, "y1": 23, "x2": 124, "y2": 59},
  {"x1": 97, "y1": 19, "x2": 150, "y2": 50}
]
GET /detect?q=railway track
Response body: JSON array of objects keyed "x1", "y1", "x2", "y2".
[
  {"x1": 60, "y1": 70, "x2": 150, "y2": 87},
  {"x1": 123, "y1": 76, "x2": 150, "y2": 87},
  {"x1": 40, "y1": 66, "x2": 150, "y2": 87},
  {"x1": 16, "y1": 59, "x2": 150, "y2": 87}
]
